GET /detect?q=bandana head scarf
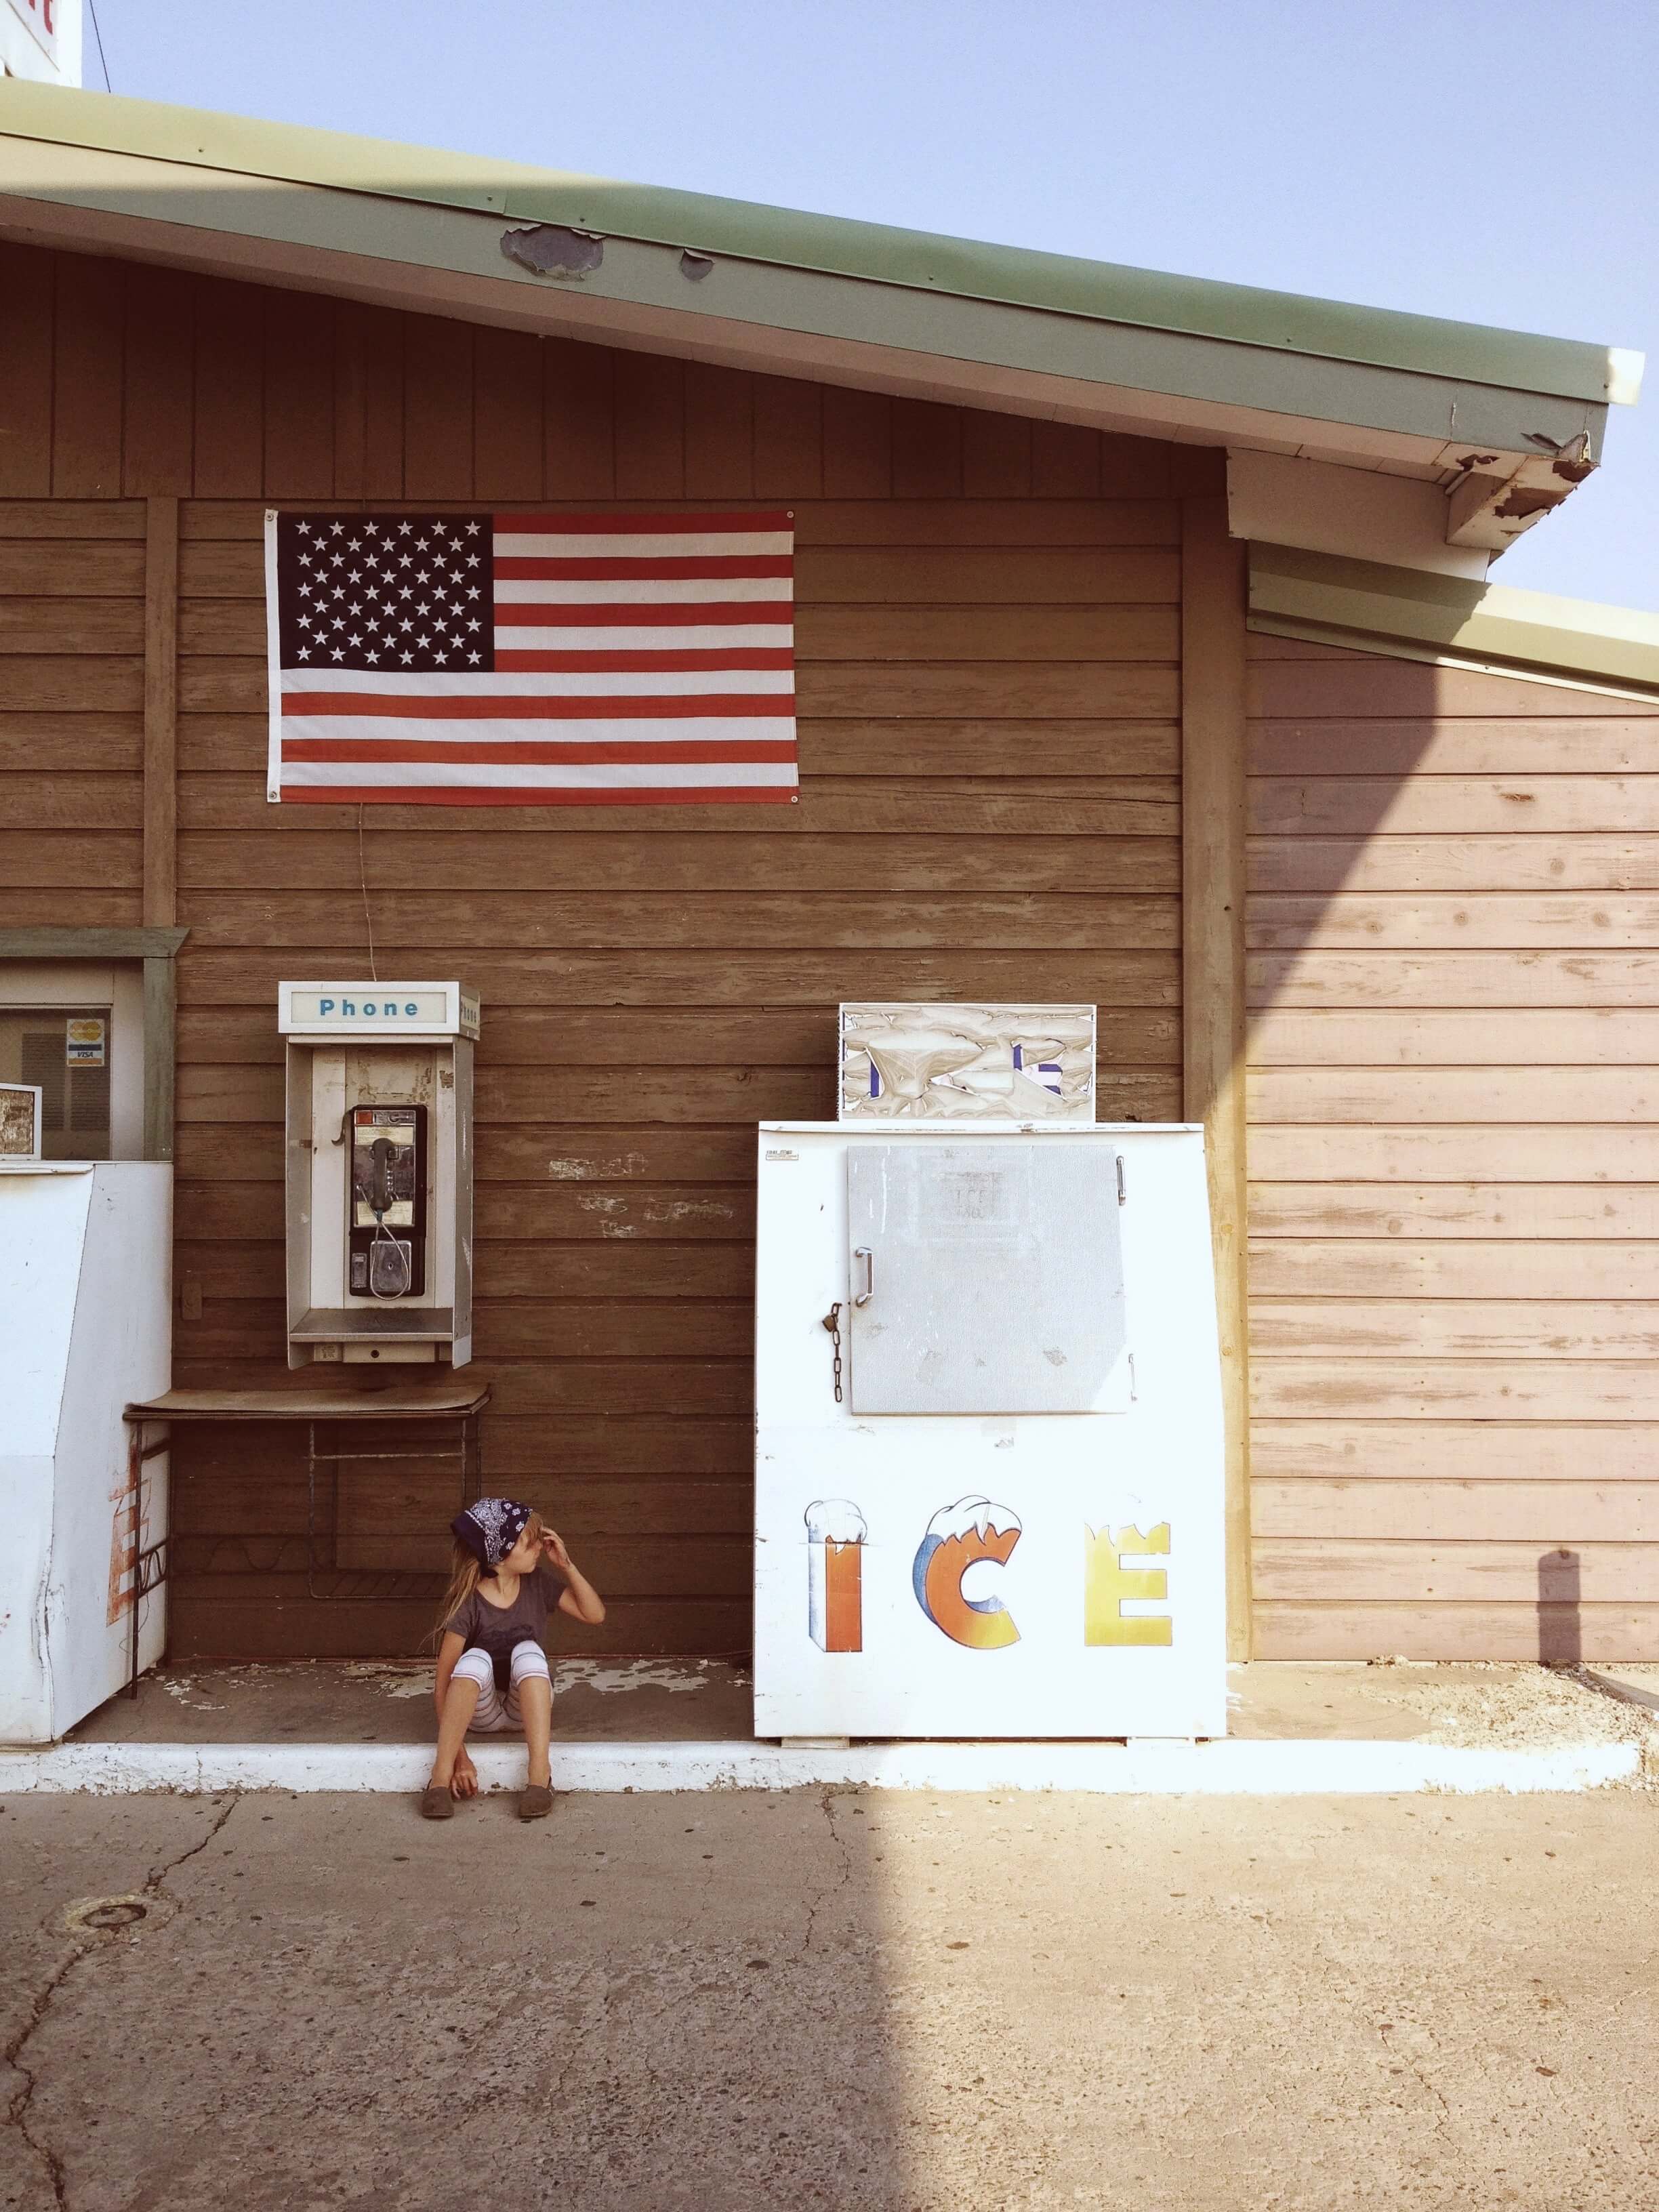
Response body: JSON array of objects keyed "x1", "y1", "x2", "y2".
[{"x1": 452, "y1": 1497, "x2": 532, "y2": 1569}]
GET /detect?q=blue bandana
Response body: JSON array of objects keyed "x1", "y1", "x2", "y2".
[{"x1": 452, "y1": 1497, "x2": 531, "y2": 1568}]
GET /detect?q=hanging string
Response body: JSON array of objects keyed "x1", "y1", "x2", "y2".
[
  {"x1": 357, "y1": 804, "x2": 379, "y2": 983},
  {"x1": 88, "y1": 0, "x2": 112, "y2": 89}
]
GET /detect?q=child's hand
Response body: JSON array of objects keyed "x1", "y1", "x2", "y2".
[
  {"x1": 540, "y1": 1528, "x2": 573, "y2": 1572},
  {"x1": 451, "y1": 1750, "x2": 478, "y2": 1799}
]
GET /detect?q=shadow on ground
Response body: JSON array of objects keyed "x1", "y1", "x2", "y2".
[{"x1": 4, "y1": 1786, "x2": 1658, "y2": 2210}]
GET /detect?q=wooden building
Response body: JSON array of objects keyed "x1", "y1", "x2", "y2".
[{"x1": 3, "y1": 83, "x2": 1655, "y2": 1666}]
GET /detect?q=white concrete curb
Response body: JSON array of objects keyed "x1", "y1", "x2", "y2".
[{"x1": 0, "y1": 1736, "x2": 1643, "y2": 1795}]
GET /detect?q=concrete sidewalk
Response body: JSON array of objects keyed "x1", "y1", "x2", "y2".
[
  {"x1": 7, "y1": 1657, "x2": 1656, "y2": 1797},
  {"x1": 4, "y1": 1787, "x2": 1656, "y2": 2209}
]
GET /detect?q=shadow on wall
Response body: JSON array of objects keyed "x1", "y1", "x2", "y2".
[
  {"x1": 1538, "y1": 1547, "x2": 1581, "y2": 1668},
  {"x1": 1245, "y1": 634, "x2": 1659, "y2": 1662}
]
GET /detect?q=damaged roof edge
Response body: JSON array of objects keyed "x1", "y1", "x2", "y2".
[
  {"x1": 0, "y1": 81, "x2": 1641, "y2": 411},
  {"x1": 1250, "y1": 543, "x2": 1659, "y2": 701}
]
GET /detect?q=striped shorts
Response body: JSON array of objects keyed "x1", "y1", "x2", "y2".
[{"x1": 451, "y1": 1639, "x2": 551, "y2": 1733}]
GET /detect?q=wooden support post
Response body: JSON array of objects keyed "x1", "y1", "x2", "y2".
[
  {"x1": 142, "y1": 495, "x2": 178, "y2": 928},
  {"x1": 1181, "y1": 495, "x2": 1252, "y2": 1662},
  {"x1": 142, "y1": 951, "x2": 178, "y2": 1164}
]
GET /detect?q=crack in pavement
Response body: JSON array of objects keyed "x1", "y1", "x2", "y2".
[
  {"x1": 804, "y1": 1787, "x2": 853, "y2": 1958},
  {"x1": 3, "y1": 1946, "x2": 81, "y2": 2211},
  {"x1": 2, "y1": 1794, "x2": 242, "y2": 2209}
]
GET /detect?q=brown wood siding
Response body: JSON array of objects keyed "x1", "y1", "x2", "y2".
[
  {"x1": 1247, "y1": 632, "x2": 1659, "y2": 1661},
  {"x1": 0, "y1": 247, "x2": 1189, "y2": 1658}
]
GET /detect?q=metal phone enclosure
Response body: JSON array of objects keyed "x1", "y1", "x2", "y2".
[{"x1": 278, "y1": 983, "x2": 477, "y2": 1369}]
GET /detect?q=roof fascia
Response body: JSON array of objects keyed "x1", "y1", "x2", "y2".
[
  {"x1": 14, "y1": 87, "x2": 1630, "y2": 405},
  {"x1": 0, "y1": 123, "x2": 1614, "y2": 474},
  {"x1": 1250, "y1": 543, "x2": 1659, "y2": 703}
]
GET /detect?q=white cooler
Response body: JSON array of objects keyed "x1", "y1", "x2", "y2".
[{"x1": 0, "y1": 1162, "x2": 172, "y2": 1744}]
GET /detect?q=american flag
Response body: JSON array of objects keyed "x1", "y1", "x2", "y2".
[{"x1": 264, "y1": 509, "x2": 798, "y2": 806}]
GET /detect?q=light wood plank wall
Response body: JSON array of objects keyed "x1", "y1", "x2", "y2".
[
  {"x1": 0, "y1": 244, "x2": 1201, "y2": 1656},
  {"x1": 1247, "y1": 631, "x2": 1659, "y2": 1660}
]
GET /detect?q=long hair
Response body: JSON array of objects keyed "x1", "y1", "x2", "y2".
[{"x1": 431, "y1": 1509, "x2": 544, "y2": 1645}]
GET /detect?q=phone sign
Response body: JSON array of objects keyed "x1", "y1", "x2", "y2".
[{"x1": 289, "y1": 991, "x2": 448, "y2": 1025}]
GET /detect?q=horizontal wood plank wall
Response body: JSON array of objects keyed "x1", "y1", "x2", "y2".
[
  {"x1": 0, "y1": 248, "x2": 1187, "y2": 1658},
  {"x1": 1246, "y1": 632, "x2": 1659, "y2": 1660}
]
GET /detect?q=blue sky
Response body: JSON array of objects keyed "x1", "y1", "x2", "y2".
[{"x1": 88, "y1": 0, "x2": 1659, "y2": 608}]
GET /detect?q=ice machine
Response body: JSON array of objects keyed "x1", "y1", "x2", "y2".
[
  {"x1": 753, "y1": 1121, "x2": 1228, "y2": 1740},
  {"x1": 0, "y1": 1162, "x2": 171, "y2": 1744}
]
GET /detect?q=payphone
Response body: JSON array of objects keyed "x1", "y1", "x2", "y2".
[
  {"x1": 278, "y1": 983, "x2": 477, "y2": 1368},
  {"x1": 348, "y1": 1103, "x2": 428, "y2": 1297}
]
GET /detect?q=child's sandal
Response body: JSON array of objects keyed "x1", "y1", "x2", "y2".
[
  {"x1": 419, "y1": 1784, "x2": 456, "y2": 1820},
  {"x1": 518, "y1": 1782, "x2": 554, "y2": 1821}
]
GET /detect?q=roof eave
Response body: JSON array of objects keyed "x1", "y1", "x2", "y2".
[
  {"x1": 0, "y1": 120, "x2": 1618, "y2": 489},
  {"x1": 1250, "y1": 543, "x2": 1659, "y2": 702},
  {"x1": 0, "y1": 81, "x2": 1638, "y2": 409}
]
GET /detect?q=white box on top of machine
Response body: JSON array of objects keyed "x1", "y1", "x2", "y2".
[{"x1": 753, "y1": 1122, "x2": 1227, "y2": 1742}]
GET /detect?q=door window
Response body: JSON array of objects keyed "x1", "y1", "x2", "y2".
[{"x1": 0, "y1": 1006, "x2": 116, "y2": 1160}]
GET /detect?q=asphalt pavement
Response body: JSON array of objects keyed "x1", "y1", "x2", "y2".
[{"x1": 3, "y1": 1786, "x2": 1656, "y2": 2209}]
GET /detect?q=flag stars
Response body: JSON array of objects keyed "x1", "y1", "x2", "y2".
[{"x1": 281, "y1": 512, "x2": 493, "y2": 676}]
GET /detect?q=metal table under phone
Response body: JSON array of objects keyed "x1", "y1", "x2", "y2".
[{"x1": 121, "y1": 1380, "x2": 491, "y2": 1690}]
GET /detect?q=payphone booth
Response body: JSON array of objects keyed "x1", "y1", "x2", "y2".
[
  {"x1": 278, "y1": 982, "x2": 478, "y2": 1370},
  {"x1": 752, "y1": 1004, "x2": 1229, "y2": 1742}
]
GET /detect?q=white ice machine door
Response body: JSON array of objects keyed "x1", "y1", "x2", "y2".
[{"x1": 845, "y1": 1140, "x2": 1130, "y2": 1414}]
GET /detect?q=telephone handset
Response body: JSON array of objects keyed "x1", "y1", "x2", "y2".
[
  {"x1": 347, "y1": 1103, "x2": 428, "y2": 1298},
  {"x1": 365, "y1": 1136, "x2": 399, "y2": 1214}
]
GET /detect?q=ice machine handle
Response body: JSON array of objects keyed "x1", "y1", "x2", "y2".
[{"x1": 853, "y1": 1246, "x2": 875, "y2": 1307}]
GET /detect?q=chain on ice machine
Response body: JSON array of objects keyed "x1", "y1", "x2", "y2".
[{"x1": 752, "y1": 1003, "x2": 1229, "y2": 1741}]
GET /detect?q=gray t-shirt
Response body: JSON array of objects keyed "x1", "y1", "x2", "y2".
[{"x1": 445, "y1": 1560, "x2": 569, "y2": 1692}]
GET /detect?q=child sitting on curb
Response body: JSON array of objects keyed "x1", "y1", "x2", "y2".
[{"x1": 423, "y1": 1497, "x2": 606, "y2": 1822}]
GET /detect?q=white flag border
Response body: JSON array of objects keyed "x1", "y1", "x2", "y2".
[{"x1": 264, "y1": 508, "x2": 284, "y2": 803}]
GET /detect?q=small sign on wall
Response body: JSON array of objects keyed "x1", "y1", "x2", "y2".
[
  {"x1": 1, "y1": 0, "x2": 79, "y2": 83},
  {"x1": 5, "y1": 0, "x2": 58, "y2": 61},
  {"x1": 839, "y1": 1002, "x2": 1096, "y2": 1122},
  {"x1": 65, "y1": 1017, "x2": 106, "y2": 1068}
]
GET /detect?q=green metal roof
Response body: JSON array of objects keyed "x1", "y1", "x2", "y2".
[
  {"x1": 0, "y1": 81, "x2": 1635, "y2": 408},
  {"x1": 1250, "y1": 543, "x2": 1659, "y2": 700}
]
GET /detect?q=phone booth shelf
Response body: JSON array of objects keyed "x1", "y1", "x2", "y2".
[{"x1": 278, "y1": 981, "x2": 478, "y2": 1372}]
